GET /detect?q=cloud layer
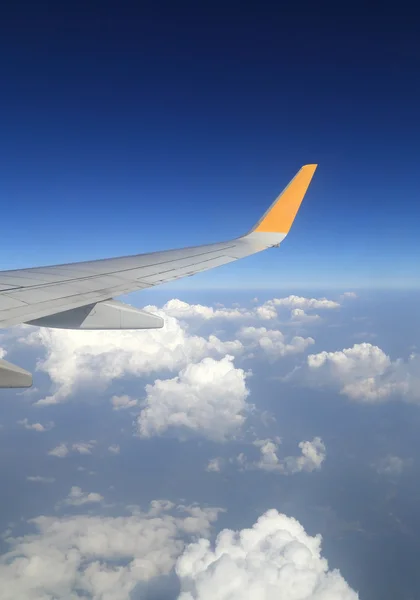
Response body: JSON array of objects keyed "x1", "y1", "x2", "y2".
[
  {"x1": 0, "y1": 499, "x2": 222, "y2": 600},
  {"x1": 0, "y1": 495, "x2": 357, "y2": 600},
  {"x1": 20, "y1": 311, "x2": 243, "y2": 405},
  {"x1": 0, "y1": 293, "x2": 353, "y2": 417},
  {"x1": 150, "y1": 295, "x2": 341, "y2": 323}
]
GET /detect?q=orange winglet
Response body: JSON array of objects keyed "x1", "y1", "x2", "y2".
[{"x1": 253, "y1": 164, "x2": 317, "y2": 234}]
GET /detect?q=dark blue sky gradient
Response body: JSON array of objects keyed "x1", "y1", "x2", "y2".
[{"x1": 1, "y1": 3, "x2": 420, "y2": 287}]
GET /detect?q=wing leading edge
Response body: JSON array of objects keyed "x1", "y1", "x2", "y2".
[{"x1": 0, "y1": 164, "x2": 317, "y2": 387}]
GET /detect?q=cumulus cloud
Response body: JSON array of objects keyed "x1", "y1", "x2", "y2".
[
  {"x1": 20, "y1": 310, "x2": 243, "y2": 405},
  {"x1": 61, "y1": 486, "x2": 104, "y2": 506},
  {"x1": 72, "y1": 440, "x2": 96, "y2": 455},
  {"x1": 238, "y1": 437, "x2": 326, "y2": 475},
  {"x1": 276, "y1": 295, "x2": 340, "y2": 310},
  {"x1": 206, "y1": 458, "x2": 224, "y2": 472},
  {"x1": 290, "y1": 308, "x2": 321, "y2": 323},
  {"x1": 48, "y1": 440, "x2": 96, "y2": 458},
  {"x1": 0, "y1": 499, "x2": 222, "y2": 600},
  {"x1": 254, "y1": 303, "x2": 278, "y2": 320},
  {"x1": 26, "y1": 476, "x2": 55, "y2": 483},
  {"x1": 48, "y1": 443, "x2": 69, "y2": 458},
  {"x1": 149, "y1": 295, "x2": 339, "y2": 324},
  {"x1": 153, "y1": 299, "x2": 254, "y2": 321},
  {"x1": 238, "y1": 326, "x2": 314, "y2": 359},
  {"x1": 111, "y1": 394, "x2": 138, "y2": 411},
  {"x1": 176, "y1": 509, "x2": 358, "y2": 599},
  {"x1": 17, "y1": 418, "x2": 54, "y2": 432},
  {"x1": 162, "y1": 295, "x2": 339, "y2": 323},
  {"x1": 340, "y1": 291, "x2": 358, "y2": 299},
  {"x1": 289, "y1": 342, "x2": 420, "y2": 403},
  {"x1": 259, "y1": 295, "x2": 340, "y2": 314},
  {"x1": 137, "y1": 355, "x2": 250, "y2": 441},
  {"x1": 282, "y1": 438, "x2": 327, "y2": 474}
]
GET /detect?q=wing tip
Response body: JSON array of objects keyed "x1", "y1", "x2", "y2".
[{"x1": 252, "y1": 164, "x2": 318, "y2": 235}]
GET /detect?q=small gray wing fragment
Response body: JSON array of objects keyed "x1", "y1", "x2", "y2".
[{"x1": 0, "y1": 358, "x2": 32, "y2": 388}]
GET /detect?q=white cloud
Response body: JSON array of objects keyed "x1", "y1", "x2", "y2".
[
  {"x1": 0, "y1": 499, "x2": 222, "y2": 600},
  {"x1": 176, "y1": 509, "x2": 358, "y2": 600},
  {"x1": 251, "y1": 437, "x2": 283, "y2": 471},
  {"x1": 238, "y1": 437, "x2": 326, "y2": 475},
  {"x1": 72, "y1": 440, "x2": 96, "y2": 455},
  {"x1": 254, "y1": 303, "x2": 278, "y2": 320},
  {"x1": 17, "y1": 418, "x2": 54, "y2": 432},
  {"x1": 138, "y1": 355, "x2": 250, "y2": 441},
  {"x1": 375, "y1": 455, "x2": 412, "y2": 476},
  {"x1": 290, "y1": 342, "x2": 420, "y2": 403},
  {"x1": 206, "y1": 458, "x2": 224, "y2": 472},
  {"x1": 154, "y1": 299, "x2": 253, "y2": 321},
  {"x1": 160, "y1": 295, "x2": 339, "y2": 324},
  {"x1": 26, "y1": 476, "x2": 55, "y2": 483},
  {"x1": 108, "y1": 444, "x2": 120, "y2": 455},
  {"x1": 275, "y1": 295, "x2": 340, "y2": 309},
  {"x1": 258, "y1": 295, "x2": 340, "y2": 315},
  {"x1": 283, "y1": 437, "x2": 327, "y2": 474},
  {"x1": 48, "y1": 443, "x2": 69, "y2": 458},
  {"x1": 20, "y1": 310, "x2": 243, "y2": 405},
  {"x1": 151, "y1": 296, "x2": 340, "y2": 324},
  {"x1": 111, "y1": 394, "x2": 138, "y2": 411},
  {"x1": 48, "y1": 440, "x2": 96, "y2": 458},
  {"x1": 62, "y1": 486, "x2": 104, "y2": 506},
  {"x1": 341, "y1": 291, "x2": 358, "y2": 299},
  {"x1": 290, "y1": 308, "x2": 321, "y2": 323},
  {"x1": 238, "y1": 326, "x2": 314, "y2": 358}
]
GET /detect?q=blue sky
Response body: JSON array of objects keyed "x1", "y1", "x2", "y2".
[{"x1": 1, "y1": 3, "x2": 420, "y2": 288}]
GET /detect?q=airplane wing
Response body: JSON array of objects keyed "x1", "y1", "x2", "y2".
[{"x1": 0, "y1": 164, "x2": 317, "y2": 387}]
